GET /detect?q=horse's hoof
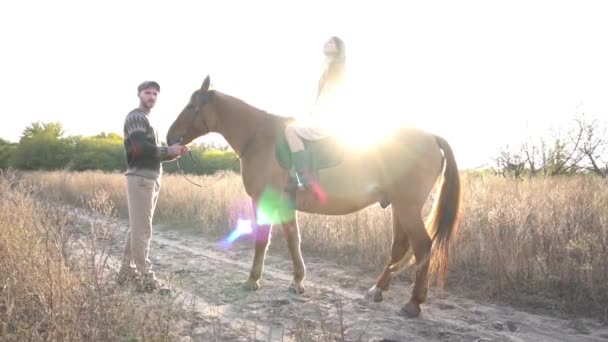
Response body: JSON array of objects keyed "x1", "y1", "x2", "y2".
[
  {"x1": 366, "y1": 285, "x2": 384, "y2": 302},
  {"x1": 241, "y1": 279, "x2": 259, "y2": 291},
  {"x1": 398, "y1": 301, "x2": 421, "y2": 318},
  {"x1": 288, "y1": 282, "x2": 305, "y2": 294}
]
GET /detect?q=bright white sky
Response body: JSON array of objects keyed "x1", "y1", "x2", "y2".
[{"x1": 1, "y1": 0, "x2": 607, "y2": 168}]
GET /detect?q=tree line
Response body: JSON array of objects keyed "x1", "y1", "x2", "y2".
[
  {"x1": 3, "y1": 115, "x2": 606, "y2": 178},
  {"x1": 493, "y1": 113, "x2": 607, "y2": 178},
  {"x1": 0, "y1": 122, "x2": 240, "y2": 175}
]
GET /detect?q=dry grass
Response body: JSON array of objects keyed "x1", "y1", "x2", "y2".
[
  {"x1": 456, "y1": 173, "x2": 608, "y2": 316},
  {"x1": 0, "y1": 170, "x2": 185, "y2": 341},
  {"x1": 18, "y1": 169, "x2": 608, "y2": 319}
]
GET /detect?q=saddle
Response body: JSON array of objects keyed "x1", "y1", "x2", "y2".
[
  {"x1": 275, "y1": 126, "x2": 391, "y2": 209},
  {"x1": 275, "y1": 131, "x2": 344, "y2": 175}
]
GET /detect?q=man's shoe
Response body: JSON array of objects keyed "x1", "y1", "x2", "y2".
[
  {"x1": 117, "y1": 265, "x2": 139, "y2": 285},
  {"x1": 138, "y1": 273, "x2": 171, "y2": 295}
]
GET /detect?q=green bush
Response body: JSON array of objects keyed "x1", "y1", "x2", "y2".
[
  {"x1": 1, "y1": 122, "x2": 240, "y2": 174},
  {"x1": 68, "y1": 133, "x2": 126, "y2": 172},
  {"x1": 162, "y1": 148, "x2": 240, "y2": 175},
  {"x1": 14, "y1": 122, "x2": 75, "y2": 170},
  {"x1": 0, "y1": 139, "x2": 18, "y2": 169}
]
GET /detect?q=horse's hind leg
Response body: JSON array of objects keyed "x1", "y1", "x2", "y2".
[
  {"x1": 243, "y1": 201, "x2": 273, "y2": 291},
  {"x1": 282, "y1": 215, "x2": 306, "y2": 294},
  {"x1": 393, "y1": 202, "x2": 431, "y2": 318},
  {"x1": 367, "y1": 209, "x2": 410, "y2": 302}
]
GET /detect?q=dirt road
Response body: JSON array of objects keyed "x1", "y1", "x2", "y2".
[{"x1": 74, "y1": 209, "x2": 608, "y2": 341}]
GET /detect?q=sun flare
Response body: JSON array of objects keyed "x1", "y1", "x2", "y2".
[
  {"x1": 289, "y1": 90, "x2": 414, "y2": 150},
  {"x1": 332, "y1": 117, "x2": 400, "y2": 149},
  {"x1": 324, "y1": 99, "x2": 410, "y2": 150}
]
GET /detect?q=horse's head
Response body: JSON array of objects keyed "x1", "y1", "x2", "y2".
[{"x1": 167, "y1": 75, "x2": 217, "y2": 146}]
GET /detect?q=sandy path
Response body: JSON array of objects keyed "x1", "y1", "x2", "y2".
[{"x1": 72, "y1": 209, "x2": 608, "y2": 341}]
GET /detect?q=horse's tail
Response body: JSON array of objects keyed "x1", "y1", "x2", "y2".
[{"x1": 427, "y1": 135, "x2": 462, "y2": 288}]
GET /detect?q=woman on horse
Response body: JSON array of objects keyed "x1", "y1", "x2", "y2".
[{"x1": 284, "y1": 36, "x2": 346, "y2": 188}]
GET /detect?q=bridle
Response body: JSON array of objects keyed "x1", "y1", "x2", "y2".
[
  {"x1": 174, "y1": 143, "x2": 226, "y2": 188},
  {"x1": 173, "y1": 91, "x2": 220, "y2": 187},
  {"x1": 173, "y1": 90, "x2": 259, "y2": 188}
]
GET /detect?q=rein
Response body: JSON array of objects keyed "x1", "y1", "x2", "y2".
[
  {"x1": 173, "y1": 114, "x2": 261, "y2": 188},
  {"x1": 174, "y1": 150, "x2": 227, "y2": 188}
]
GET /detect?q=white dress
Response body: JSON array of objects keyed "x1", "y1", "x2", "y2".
[{"x1": 294, "y1": 77, "x2": 344, "y2": 141}]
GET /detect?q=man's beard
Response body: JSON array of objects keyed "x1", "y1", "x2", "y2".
[{"x1": 141, "y1": 100, "x2": 155, "y2": 109}]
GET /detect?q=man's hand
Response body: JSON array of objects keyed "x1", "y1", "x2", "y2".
[{"x1": 168, "y1": 143, "x2": 189, "y2": 157}]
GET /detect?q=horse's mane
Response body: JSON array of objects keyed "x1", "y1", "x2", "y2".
[{"x1": 212, "y1": 90, "x2": 296, "y2": 130}]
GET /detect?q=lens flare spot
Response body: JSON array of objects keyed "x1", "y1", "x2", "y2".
[
  {"x1": 311, "y1": 181, "x2": 328, "y2": 204},
  {"x1": 221, "y1": 219, "x2": 253, "y2": 248},
  {"x1": 256, "y1": 187, "x2": 295, "y2": 225}
]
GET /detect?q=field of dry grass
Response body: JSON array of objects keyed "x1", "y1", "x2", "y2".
[
  {"x1": 0, "y1": 171, "x2": 188, "y2": 341},
  {"x1": 15, "y1": 169, "x2": 608, "y2": 320}
]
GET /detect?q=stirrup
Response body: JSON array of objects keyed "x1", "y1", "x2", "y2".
[{"x1": 284, "y1": 175, "x2": 298, "y2": 192}]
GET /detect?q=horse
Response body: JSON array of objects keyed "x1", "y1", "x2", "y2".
[{"x1": 166, "y1": 76, "x2": 462, "y2": 318}]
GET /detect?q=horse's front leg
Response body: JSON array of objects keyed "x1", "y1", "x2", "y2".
[
  {"x1": 282, "y1": 215, "x2": 306, "y2": 294},
  {"x1": 242, "y1": 201, "x2": 272, "y2": 291}
]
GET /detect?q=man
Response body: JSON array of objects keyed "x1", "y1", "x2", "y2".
[{"x1": 117, "y1": 80, "x2": 188, "y2": 292}]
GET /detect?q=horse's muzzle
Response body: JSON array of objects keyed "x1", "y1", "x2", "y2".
[{"x1": 166, "y1": 136, "x2": 180, "y2": 146}]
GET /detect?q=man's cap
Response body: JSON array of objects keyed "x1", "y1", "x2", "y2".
[{"x1": 138, "y1": 80, "x2": 160, "y2": 93}]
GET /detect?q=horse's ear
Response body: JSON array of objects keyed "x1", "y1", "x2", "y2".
[{"x1": 201, "y1": 75, "x2": 211, "y2": 93}]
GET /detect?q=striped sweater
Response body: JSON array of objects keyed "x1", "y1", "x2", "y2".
[{"x1": 123, "y1": 108, "x2": 174, "y2": 179}]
